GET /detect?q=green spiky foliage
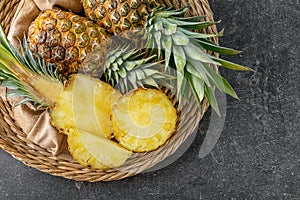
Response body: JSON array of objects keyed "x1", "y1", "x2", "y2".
[
  {"x1": 0, "y1": 25, "x2": 64, "y2": 107},
  {"x1": 144, "y1": 6, "x2": 252, "y2": 114},
  {"x1": 81, "y1": 33, "x2": 175, "y2": 94},
  {"x1": 102, "y1": 47, "x2": 175, "y2": 92}
]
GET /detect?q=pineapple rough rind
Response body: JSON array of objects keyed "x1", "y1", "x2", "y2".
[
  {"x1": 27, "y1": 9, "x2": 109, "y2": 76},
  {"x1": 82, "y1": 0, "x2": 159, "y2": 34}
]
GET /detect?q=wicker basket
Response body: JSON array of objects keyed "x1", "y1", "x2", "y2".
[{"x1": 0, "y1": 0, "x2": 218, "y2": 182}]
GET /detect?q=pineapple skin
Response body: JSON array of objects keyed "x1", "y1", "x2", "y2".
[
  {"x1": 27, "y1": 9, "x2": 109, "y2": 76},
  {"x1": 81, "y1": 0, "x2": 159, "y2": 34},
  {"x1": 112, "y1": 88, "x2": 177, "y2": 152}
]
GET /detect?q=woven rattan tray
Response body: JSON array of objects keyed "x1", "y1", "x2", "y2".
[{"x1": 0, "y1": 0, "x2": 218, "y2": 182}]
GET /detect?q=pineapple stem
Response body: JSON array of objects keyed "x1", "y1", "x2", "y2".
[{"x1": 0, "y1": 25, "x2": 64, "y2": 107}]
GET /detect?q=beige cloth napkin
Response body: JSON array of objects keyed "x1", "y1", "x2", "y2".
[
  {"x1": 4, "y1": 0, "x2": 83, "y2": 161},
  {"x1": 1, "y1": 86, "x2": 74, "y2": 161}
]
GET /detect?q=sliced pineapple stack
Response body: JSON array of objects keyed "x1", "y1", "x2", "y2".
[
  {"x1": 50, "y1": 74, "x2": 140, "y2": 169},
  {"x1": 0, "y1": 26, "x2": 134, "y2": 169}
]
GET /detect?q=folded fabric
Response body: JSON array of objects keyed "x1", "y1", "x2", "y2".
[{"x1": 0, "y1": 86, "x2": 74, "y2": 161}]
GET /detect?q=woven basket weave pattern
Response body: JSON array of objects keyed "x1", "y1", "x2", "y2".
[{"x1": 0, "y1": 0, "x2": 217, "y2": 182}]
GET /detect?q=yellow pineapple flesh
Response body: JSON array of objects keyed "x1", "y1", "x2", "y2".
[
  {"x1": 27, "y1": 8, "x2": 109, "y2": 76},
  {"x1": 112, "y1": 88, "x2": 177, "y2": 152},
  {"x1": 67, "y1": 128, "x2": 132, "y2": 169},
  {"x1": 50, "y1": 74, "x2": 121, "y2": 138},
  {"x1": 82, "y1": 0, "x2": 159, "y2": 34}
]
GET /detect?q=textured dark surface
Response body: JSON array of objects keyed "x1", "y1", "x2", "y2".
[{"x1": 1, "y1": 0, "x2": 299, "y2": 199}]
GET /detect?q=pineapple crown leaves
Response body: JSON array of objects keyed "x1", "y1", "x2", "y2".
[
  {"x1": 102, "y1": 45, "x2": 175, "y2": 94},
  {"x1": 144, "y1": 5, "x2": 253, "y2": 114},
  {"x1": 0, "y1": 25, "x2": 64, "y2": 106}
]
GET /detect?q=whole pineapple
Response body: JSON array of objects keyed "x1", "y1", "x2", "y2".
[
  {"x1": 27, "y1": 8, "x2": 109, "y2": 76},
  {"x1": 81, "y1": 0, "x2": 160, "y2": 34}
]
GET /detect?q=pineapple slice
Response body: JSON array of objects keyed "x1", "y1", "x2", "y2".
[
  {"x1": 68, "y1": 128, "x2": 132, "y2": 169},
  {"x1": 50, "y1": 74, "x2": 121, "y2": 138},
  {"x1": 112, "y1": 88, "x2": 177, "y2": 152}
]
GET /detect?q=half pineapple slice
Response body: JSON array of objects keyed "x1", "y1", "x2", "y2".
[
  {"x1": 68, "y1": 128, "x2": 132, "y2": 169},
  {"x1": 112, "y1": 88, "x2": 177, "y2": 152},
  {"x1": 50, "y1": 74, "x2": 121, "y2": 138}
]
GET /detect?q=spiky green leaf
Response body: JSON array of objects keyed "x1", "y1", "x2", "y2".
[
  {"x1": 202, "y1": 63, "x2": 238, "y2": 99},
  {"x1": 154, "y1": 20, "x2": 163, "y2": 31},
  {"x1": 183, "y1": 42, "x2": 216, "y2": 64},
  {"x1": 162, "y1": 36, "x2": 172, "y2": 70},
  {"x1": 197, "y1": 39, "x2": 241, "y2": 55},
  {"x1": 173, "y1": 45, "x2": 186, "y2": 72},
  {"x1": 185, "y1": 61, "x2": 210, "y2": 86},
  {"x1": 167, "y1": 18, "x2": 218, "y2": 30},
  {"x1": 172, "y1": 32, "x2": 189, "y2": 46},
  {"x1": 205, "y1": 85, "x2": 220, "y2": 116},
  {"x1": 176, "y1": 15, "x2": 207, "y2": 22},
  {"x1": 176, "y1": 71, "x2": 184, "y2": 105},
  {"x1": 187, "y1": 73, "x2": 205, "y2": 104},
  {"x1": 161, "y1": 20, "x2": 177, "y2": 35},
  {"x1": 179, "y1": 27, "x2": 217, "y2": 39},
  {"x1": 210, "y1": 56, "x2": 253, "y2": 71}
]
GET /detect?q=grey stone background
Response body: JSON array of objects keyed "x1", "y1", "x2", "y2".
[{"x1": 0, "y1": 0, "x2": 299, "y2": 199}]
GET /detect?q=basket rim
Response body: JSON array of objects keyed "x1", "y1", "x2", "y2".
[{"x1": 0, "y1": 0, "x2": 218, "y2": 182}]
